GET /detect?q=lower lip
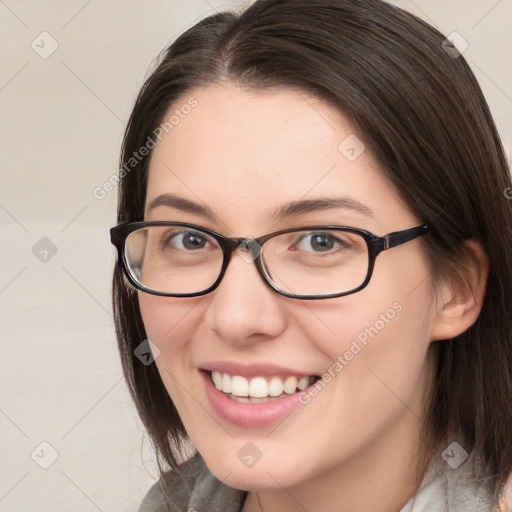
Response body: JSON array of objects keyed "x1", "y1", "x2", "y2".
[{"x1": 201, "y1": 371, "x2": 305, "y2": 429}]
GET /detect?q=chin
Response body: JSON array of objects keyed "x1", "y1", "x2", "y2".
[{"x1": 198, "y1": 442, "x2": 313, "y2": 492}]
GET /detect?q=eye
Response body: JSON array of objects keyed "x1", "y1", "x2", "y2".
[
  {"x1": 166, "y1": 230, "x2": 210, "y2": 250},
  {"x1": 295, "y1": 232, "x2": 347, "y2": 253}
]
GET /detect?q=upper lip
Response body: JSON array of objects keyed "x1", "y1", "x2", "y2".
[{"x1": 201, "y1": 361, "x2": 318, "y2": 379}]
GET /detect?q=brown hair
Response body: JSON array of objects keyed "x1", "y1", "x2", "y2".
[{"x1": 112, "y1": 0, "x2": 512, "y2": 500}]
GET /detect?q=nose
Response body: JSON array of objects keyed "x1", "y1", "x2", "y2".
[{"x1": 203, "y1": 249, "x2": 289, "y2": 345}]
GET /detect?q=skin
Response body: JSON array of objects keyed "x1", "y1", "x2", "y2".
[{"x1": 138, "y1": 84, "x2": 488, "y2": 512}]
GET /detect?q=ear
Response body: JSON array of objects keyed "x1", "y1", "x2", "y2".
[{"x1": 430, "y1": 240, "x2": 489, "y2": 341}]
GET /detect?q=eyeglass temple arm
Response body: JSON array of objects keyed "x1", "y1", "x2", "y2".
[{"x1": 382, "y1": 224, "x2": 429, "y2": 250}]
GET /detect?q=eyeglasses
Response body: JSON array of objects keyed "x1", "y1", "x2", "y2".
[{"x1": 110, "y1": 221, "x2": 429, "y2": 300}]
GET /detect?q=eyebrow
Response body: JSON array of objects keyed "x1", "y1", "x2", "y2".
[
  {"x1": 273, "y1": 197, "x2": 374, "y2": 220},
  {"x1": 146, "y1": 194, "x2": 214, "y2": 217},
  {"x1": 146, "y1": 193, "x2": 374, "y2": 220}
]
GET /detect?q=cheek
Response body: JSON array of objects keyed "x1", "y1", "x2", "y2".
[
  {"x1": 137, "y1": 293, "x2": 199, "y2": 376},
  {"x1": 297, "y1": 297, "x2": 430, "y2": 394},
  {"x1": 138, "y1": 293, "x2": 194, "y2": 343},
  {"x1": 299, "y1": 287, "x2": 432, "y2": 366},
  {"x1": 295, "y1": 255, "x2": 435, "y2": 420},
  {"x1": 138, "y1": 293, "x2": 205, "y2": 419}
]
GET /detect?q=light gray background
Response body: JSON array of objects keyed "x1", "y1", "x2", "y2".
[{"x1": 1, "y1": 1, "x2": 511, "y2": 511}]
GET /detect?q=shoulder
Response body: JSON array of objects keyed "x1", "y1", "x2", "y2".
[
  {"x1": 138, "y1": 479, "x2": 171, "y2": 512},
  {"x1": 498, "y1": 472, "x2": 512, "y2": 512},
  {"x1": 401, "y1": 449, "x2": 498, "y2": 512},
  {"x1": 138, "y1": 453, "x2": 246, "y2": 512},
  {"x1": 138, "y1": 454, "x2": 206, "y2": 512}
]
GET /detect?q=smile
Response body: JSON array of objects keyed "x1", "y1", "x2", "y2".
[{"x1": 210, "y1": 371, "x2": 318, "y2": 403}]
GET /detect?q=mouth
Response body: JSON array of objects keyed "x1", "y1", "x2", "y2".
[
  {"x1": 209, "y1": 371, "x2": 320, "y2": 403},
  {"x1": 200, "y1": 363, "x2": 323, "y2": 428}
]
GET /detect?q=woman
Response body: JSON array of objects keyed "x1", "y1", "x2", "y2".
[{"x1": 110, "y1": 0, "x2": 512, "y2": 510}]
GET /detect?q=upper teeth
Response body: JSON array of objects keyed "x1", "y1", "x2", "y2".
[{"x1": 211, "y1": 371, "x2": 312, "y2": 398}]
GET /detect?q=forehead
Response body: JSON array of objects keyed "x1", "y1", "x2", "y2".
[{"x1": 145, "y1": 84, "x2": 413, "y2": 233}]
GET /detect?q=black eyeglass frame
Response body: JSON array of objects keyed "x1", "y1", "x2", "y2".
[{"x1": 110, "y1": 221, "x2": 429, "y2": 300}]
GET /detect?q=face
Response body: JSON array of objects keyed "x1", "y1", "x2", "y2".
[{"x1": 139, "y1": 84, "x2": 437, "y2": 491}]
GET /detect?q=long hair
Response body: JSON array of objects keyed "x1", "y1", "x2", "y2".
[{"x1": 112, "y1": 0, "x2": 512, "y2": 499}]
